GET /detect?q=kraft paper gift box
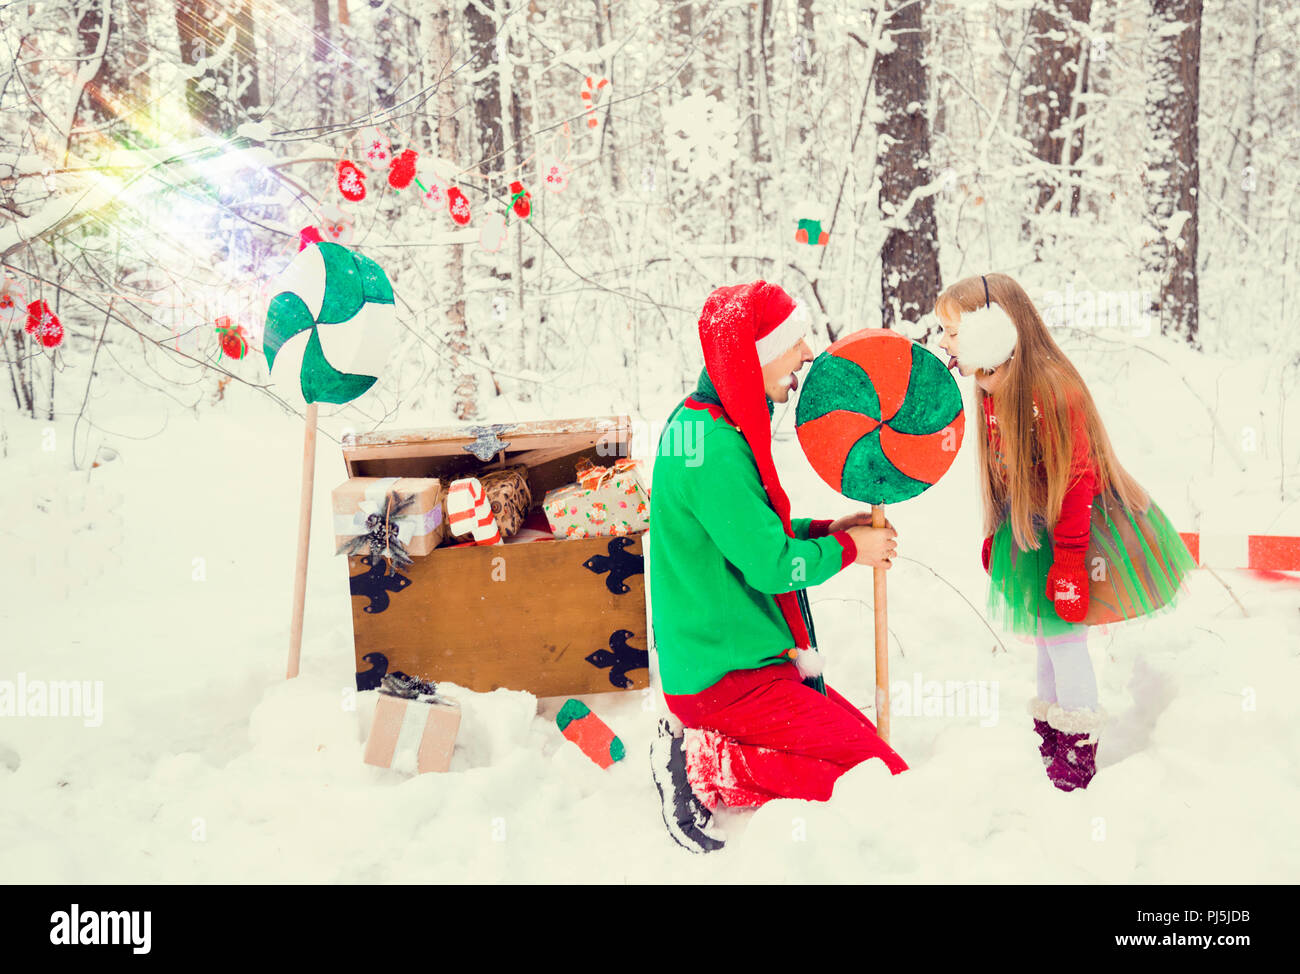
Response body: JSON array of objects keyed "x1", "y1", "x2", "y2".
[
  {"x1": 542, "y1": 458, "x2": 650, "y2": 541},
  {"x1": 332, "y1": 477, "x2": 446, "y2": 561},
  {"x1": 363, "y1": 680, "x2": 461, "y2": 775}
]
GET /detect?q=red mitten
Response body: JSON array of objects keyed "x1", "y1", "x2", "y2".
[
  {"x1": 1045, "y1": 548, "x2": 1089, "y2": 622},
  {"x1": 981, "y1": 536, "x2": 992, "y2": 574}
]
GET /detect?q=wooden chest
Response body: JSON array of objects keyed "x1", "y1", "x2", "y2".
[{"x1": 340, "y1": 416, "x2": 650, "y2": 698}]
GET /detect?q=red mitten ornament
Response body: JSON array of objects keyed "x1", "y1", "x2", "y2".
[
  {"x1": 25, "y1": 300, "x2": 64, "y2": 348},
  {"x1": 981, "y1": 535, "x2": 992, "y2": 575},
  {"x1": 214, "y1": 316, "x2": 248, "y2": 360},
  {"x1": 509, "y1": 180, "x2": 531, "y2": 220},
  {"x1": 298, "y1": 225, "x2": 325, "y2": 251},
  {"x1": 388, "y1": 149, "x2": 418, "y2": 190},
  {"x1": 1045, "y1": 548, "x2": 1088, "y2": 623},
  {"x1": 337, "y1": 160, "x2": 367, "y2": 202},
  {"x1": 447, "y1": 186, "x2": 472, "y2": 226}
]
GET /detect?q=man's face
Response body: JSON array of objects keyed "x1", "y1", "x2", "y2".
[{"x1": 761, "y1": 338, "x2": 814, "y2": 403}]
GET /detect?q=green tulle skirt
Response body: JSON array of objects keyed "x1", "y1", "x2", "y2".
[{"x1": 987, "y1": 493, "x2": 1197, "y2": 638}]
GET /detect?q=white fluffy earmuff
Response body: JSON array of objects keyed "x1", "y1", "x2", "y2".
[{"x1": 956, "y1": 302, "x2": 1018, "y2": 372}]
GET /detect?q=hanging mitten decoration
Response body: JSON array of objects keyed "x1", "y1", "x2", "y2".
[
  {"x1": 0, "y1": 276, "x2": 22, "y2": 311},
  {"x1": 447, "y1": 186, "x2": 472, "y2": 226},
  {"x1": 388, "y1": 149, "x2": 418, "y2": 190},
  {"x1": 215, "y1": 315, "x2": 248, "y2": 360},
  {"x1": 337, "y1": 160, "x2": 367, "y2": 202},
  {"x1": 419, "y1": 176, "x2": 448, "y2": 211},
  {"x1": 479, "y1": 212, "x2": 508, "y2": 253},
  {"x1": 508, "y1": 181, "x2": 531, "y2": 221},
  {"x1": 540, "y1": 158, "x2": 569, "y2": 194},
  {"x1": 25, "y1": 300, "x2": 64, "y2": 348},
  {"x1": 795, "y1": 218, "x2": 828, "y2": 246},
  {"x1": 316, "y1": 204, "x2": 354, "y2": 245},
  {"x1": 363, "y1": 130, "x2": 391, "y2": 171},
  {"x1": 298, "y1": 226, "x2": 325, "y2": 251}
]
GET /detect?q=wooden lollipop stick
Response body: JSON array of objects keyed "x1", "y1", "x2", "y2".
[
  {"x1": 287, "y1": 402, "x2": 319, "y2": 679},
  {"x1": 872, "y1": 503, "x2": 890, "y2": 743}
]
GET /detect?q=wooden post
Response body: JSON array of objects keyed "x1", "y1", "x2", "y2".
[
  {"x1": 872, "y1": 503, "x2": 890, "y2": 742},
  {"x1": 287, "y1": 402, "x2": 319, "y2": 679}
]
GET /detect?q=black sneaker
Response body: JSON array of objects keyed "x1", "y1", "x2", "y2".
[{"x1": 649, "y1": 719, "x2": 725, "y2": 854}]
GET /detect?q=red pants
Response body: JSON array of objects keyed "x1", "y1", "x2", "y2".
[{"x1": 663, "y1": 662, "x2": 908, "y2": 809}]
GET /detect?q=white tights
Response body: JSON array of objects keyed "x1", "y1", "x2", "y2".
[{"x1": 1035, "y1": 625, "x2": 1099, "y2": 711}]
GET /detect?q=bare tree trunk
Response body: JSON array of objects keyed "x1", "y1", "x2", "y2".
[
  {"x1": 465, "y1": 1, "x2": 503, "y2": 172},
  {"x1": 372, "y1": 0, "x2": 397, "y2": 110},
  {"x1": 1241, "y1": 0, "x2": 1262, "y2": 227},
  {"x1": 429, "y1": 7, "x2": 477, "y2": 420},
  {"x1": 876, "y1": 0, "x2": 942, "y2": 330},
  {"x1": 313, "y1": 0, "x2": 334, "y2": 128},
  {"x1": 175, "y1": 1, "x2": 261, "y2": 133},
  {"x1": 502, "y1": 3, "x2": 533, "y2": 383},
  {"x1": 672, "y1": 1, "x2": 693, "y2": 92},
  {"x1": 1144, "y1": 0, "x2": 1202, "y2": 346},
  {"x1": 1017, "y1": 1, "x2": 1093, "y2": 250},
  {"x1": 335, "y1": 0, "x2": 355, "y2": 111},
  {"x1": 232, "y1": 1, "x2": 260, "y2": 116},
  {"x1": 592, "y1": 0, "x2": 619, "y2": 191},
  {"x1": 71, "y1": 0, "x2": 151, "y2": 148},
  {"x1": 796, "y1": 0, "x2": 816, "y2": 146}
]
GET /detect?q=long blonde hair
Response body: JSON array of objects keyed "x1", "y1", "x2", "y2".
[{"x1": 934, "y1": 273, "x2": 1149, "y2": 550}]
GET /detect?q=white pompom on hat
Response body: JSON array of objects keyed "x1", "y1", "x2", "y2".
[{"x1": 956, "y1": 298, "x2": 1018, "y2": 372}]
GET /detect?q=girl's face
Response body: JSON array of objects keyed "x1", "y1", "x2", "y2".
[
  {"x1": 936, "y1": 315, "x2": 971, "y2": 375},
  {"x1": 938, "y1": 314, "x2": 1007, "y2": 393}
]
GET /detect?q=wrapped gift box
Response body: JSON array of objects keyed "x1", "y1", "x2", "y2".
[
  {"x1": 363, "y1": 678, "x2": 461, "y2": 774},
  {"x1": 478, "y1": 465, "x2": 532, "y2": 537},
  {"x1": 333, "y1": 477, "x2": 446, "y2": 560},
  {"x1": 542, "y1": 458, "x2": 649, "y2": 540}
]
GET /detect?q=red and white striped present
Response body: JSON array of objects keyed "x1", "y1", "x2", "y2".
[
  {"x1": 1179, "y1": 532, "x2": 1300, "y2": 572},
  {"x1": 445, "y1": 477, "x2": 502, "y2": 546}
]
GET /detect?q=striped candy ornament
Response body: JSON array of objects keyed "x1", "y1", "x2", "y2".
[
  {"x1": 581, "y1": 76, "x2": 609, "y2": 128},
  {"x1": 446, "y1": 477, "x2": 502, "y2": 545}
]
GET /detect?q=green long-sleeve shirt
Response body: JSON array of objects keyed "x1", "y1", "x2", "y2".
[{"x1": 649, "y1": 374, "x2": 855, "y2": 696}]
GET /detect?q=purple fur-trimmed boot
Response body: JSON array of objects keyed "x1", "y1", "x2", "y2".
[
  {"x1": 1043, "y1": 704, "x2": 1104, "y2": 792},
  {"x1": 1027, "y1": 698, "x2": 1057, "y2": 768}
]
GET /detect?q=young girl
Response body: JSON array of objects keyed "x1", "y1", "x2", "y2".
[{"x1": 935, "y1": 273, "x2": 1196, "y2": 792}]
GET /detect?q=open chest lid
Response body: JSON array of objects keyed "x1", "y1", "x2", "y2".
[{"x1": 341, "y1": 415, "x2": 633, "y2": 504}]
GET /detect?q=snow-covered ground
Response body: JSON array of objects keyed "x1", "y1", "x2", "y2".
[{"x1": 1, "y1": 329, "x2": 1297, "y2": 883}]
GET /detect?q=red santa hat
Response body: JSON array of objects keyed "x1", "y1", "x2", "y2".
[{"x1": 696, "y1": 280, "x2": 813, "y2": 653}]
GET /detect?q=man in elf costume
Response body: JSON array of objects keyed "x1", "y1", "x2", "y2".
[{"x1": 648, "y1": 280, "x2": 907, "y2": 854}]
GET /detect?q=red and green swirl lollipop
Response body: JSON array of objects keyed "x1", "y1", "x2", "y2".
[
  {"x1": 795, "y1": 328, "x2": 964, "y2": 504},
  {"x1": 794, "y1": 327, "x2": 964, "y2": 744}
]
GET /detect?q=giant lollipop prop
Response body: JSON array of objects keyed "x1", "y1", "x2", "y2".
[
  {"x1": 264, "y1": 240, "x2": 397, "y2": 678},
  {"x1": 795, "y1": 329, "x2": 964, "y2": 741}
]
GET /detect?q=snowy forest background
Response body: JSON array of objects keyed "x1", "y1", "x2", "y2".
[
  {"x1": 3, "y1": 0, "x2": 1298, "y2": 436},
  {"x1": 3, "y1": 1, "x2": 1300, "y2": 883}
]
